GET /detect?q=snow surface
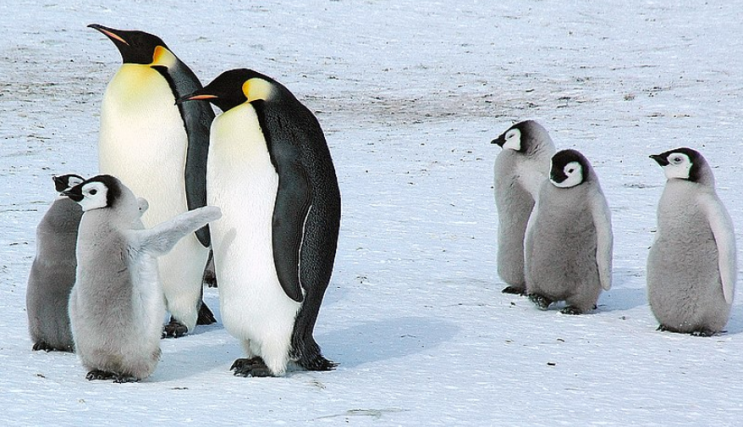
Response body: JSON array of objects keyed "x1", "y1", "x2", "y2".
[{"x1": 3, "y1": 0, "x2": 743, "y2": 425}]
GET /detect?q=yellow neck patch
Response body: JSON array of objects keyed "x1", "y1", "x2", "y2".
[
  {"x1": 242, "y1": 78, "x2": 274, "y2": 102},
  {"x1": 152, "y1": 45, "x2": 177, "y2": 68}
]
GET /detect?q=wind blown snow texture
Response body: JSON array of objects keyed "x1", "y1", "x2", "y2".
[{"x1": 2, "y1": 1, "x2": 743, "y2": 425}]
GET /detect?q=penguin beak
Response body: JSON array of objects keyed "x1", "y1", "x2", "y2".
[
  {"x1": 491, "y1": 135, "x2": 506, "y2": 147},
  {"x1": 176, "y1": 93, "x2": 218, "y2": 105},
  {"x1": 649, "y1": 154, "x2": 669, "y2": 166},
  {"x1": 88, "y1": 24, "x2": 130, "y2": 46},
  {"x1": 62, "y1": 189, "x2": 84, "y2": 202},
  {"x1": 53, "y1": 176, "x2": 68, "y2": 193}
]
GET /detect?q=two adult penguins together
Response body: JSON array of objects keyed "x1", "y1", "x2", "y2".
[{"x1": 53, "y1": 25, "x2": 340, "y2": 380}]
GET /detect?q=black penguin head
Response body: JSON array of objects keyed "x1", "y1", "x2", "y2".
[
  {"x1": 178, "y1": 68, "x2": 289, "y2": 112},
  {"x1": 550, "y1": 149, "x2": 590, "y2": 188},
  {"x1": 62, "y1": 174, "x2": 122, "y2": 212},
  {"x1": 491, "y1": 120, "x2": 551, "y2": 155},
  {"x1": 89, "y1": 24, "x2": 173, "y2": 66},
  {"x1": 53, "y1": 174, "x2": 85, "y2": 193},
  {"x1": 650, "y1": 147, "x2": 708, "y2": 183}
]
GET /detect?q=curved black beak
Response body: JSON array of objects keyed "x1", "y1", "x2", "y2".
[{"x1": 649, "y1": 154, "x2": 669, "y2": 166}]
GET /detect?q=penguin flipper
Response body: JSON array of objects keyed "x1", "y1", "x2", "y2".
[
  {"x1": 133, "y1": 206, "x2": 222, "y2": 256},
  {"x1": 700, "y1": 193, "x2": 737, "y2": 304},
  {"x1": 590, "y1": 189, "x2": 613, "y2": 291},
  {"x1": 272, "y1": 161, "x2": 311, "y2": 303},
  {"x1": 182, "y1": 98, "x2": 215, "y2": 248}
]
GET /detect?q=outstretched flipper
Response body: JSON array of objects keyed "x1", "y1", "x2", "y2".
[{"x1": 132, "y1": 206, "x2": 222, "y2": 256}]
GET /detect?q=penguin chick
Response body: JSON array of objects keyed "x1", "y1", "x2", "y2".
[
  {"x1": 492, "y1": 120, "x2": 556, "y2": 295},
  {"x1": 647, "y1": 148, "x2": 736, "y2": 336},
  {"x1": 524, "y1": 149, "x2": 613, "y2": 314},
  {"x1": 26, "y1": 174, "x2": 85, "y2": 352},
  {"x1": 63, "y1": 175, "x2": 221, "y2": 382},
  {"x1": 89, "y1": 24, "x2": 216, "y2": 337},
  {"x1": 179, "y1": 68, "x2": 340, "y2": 377}
]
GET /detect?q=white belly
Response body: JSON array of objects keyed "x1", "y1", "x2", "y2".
[
  {"x1": 208, "y1": 104, "x2": 301, "y2": 347},
  {"x1": 98, "y1": 64, "x2": 207, "y2": 327}
]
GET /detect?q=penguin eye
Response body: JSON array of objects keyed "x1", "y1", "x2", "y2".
[
  {"x1": 567, "y1": 168, "x2": 575, "y2": 174},
  {"x1": 671, "y1": 156, "x2": 682, "y2": 164},
  {"x1": 89, "y1": 189, "x2": 98, "y2": 196}
]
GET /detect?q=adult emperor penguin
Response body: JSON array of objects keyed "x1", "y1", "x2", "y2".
[
  {"x1": 179, "y1": 68, "x2": 341, "y2": 377},
  {"x1": 26, "y1": 174, "x2": 84, "y2": 352},
  {"x1": 491, "y1": 120, "x2": 556, "y2": 295},
  {"x1": 524, "y1": 149, "x2": 613, "y2": 314},
  {"x1": 89, "y1": 24, "x2": 215, "y2": 337},
  {"x1": 63, "y1": 175, "x2": 221, "y2": 382},
  {"x1": 647, "y1": 148, "x2": 736, "y2": 336}
]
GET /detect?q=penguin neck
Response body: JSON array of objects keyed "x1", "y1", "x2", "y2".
[
  {"x1": 106, "y1": 64, "x2": 175, "y2": 107},
  {"x1": 212, "y1": 103, "x2": 270, "y2": 157}
]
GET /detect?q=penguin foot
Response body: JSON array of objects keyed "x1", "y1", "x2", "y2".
[
  {"x1": 691, "y1": 329, "x2": 716, "y2": 337},
  {"x1": 231, "y1": 357, "x2": 273, "y2": 377},
  {"x1": 298, "y1": 354, "x2": 338, "y2": 372},
  {"x1": 528, "y1": 293, "x2": 552, "y2": 310},
  {"x1": 32, "y1": 341, "x2": 73, "y2": 352},
  {"x1": 162, "y1": 318, "x2": 189, "y2": 338},
  {"x1": 86, "y1": 369, "x2": 140, "y2": 383},
  {"x1": 502, "y1": 286, "x2": 526, "y2": 296},
  {"x1": 560, "y1": 306, "x2": 584, "y2": 315},
  {"x1": 113, "y1": 374, "x2": 139, "y2": 383},
  {"x1": 32, "y1": 341, "x2": 53, "y2": 352},
  {"x1": 197, "y1": 302, "x2": 217, "y2": 325}
]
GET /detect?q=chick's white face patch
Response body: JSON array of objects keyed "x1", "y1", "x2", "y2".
[
  {"x1": 78, "y1": 182, "x2": 110, "y2": 212},
  {"x1": 551, "y1": 161, "x2": 584, "y2": 188},
  {"x1": 503, "y1": 128, "x2": 522, "y2": 151},
  {"x1": 662, "y1": 152, "x2": 693, "y2": 180}
]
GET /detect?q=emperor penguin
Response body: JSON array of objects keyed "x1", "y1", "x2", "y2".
[
  {"x1": 491, "y1": 120, "x2": 556, "y2": 294},
  {"x1": 63, "y1": 175, "x2": 221, "y2": 382},
  {"x1": 647, "y1": 148, "x2": 736, "y2": 336},
  {"x1": 524, "y1": 149, "x2": 613, "y2": 314},
  {"x1": 26, "y1": 174, "x2": 85, "y2": 352},
  {"x1": 179, "y1": 68, "x2": 341, "y2": 377},
  {"x1": 89, "y1": 24, "x2": 216, "y2": 337}
]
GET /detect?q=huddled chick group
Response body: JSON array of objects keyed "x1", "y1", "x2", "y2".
[{"x1": 492, "y1": 120, "x2": 736, "y2": 336}]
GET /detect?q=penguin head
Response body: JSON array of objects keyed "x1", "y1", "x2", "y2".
[
  {"x1": 88, "y1": 24, "x2": 177, "y2": 68},
  {"x1": 62, "y1": 175, "x2": 130, "y2": 213},
  {"x1": 650, "y1": 147, "x2": 711, "y2": 184},
  {"x1": 53, "y1": 174, "x2": 85, "y2": 193},
  {"x1": 178, "y1": 69, "x2": 288, "y2": 112},
  {"x1": 491, "y1": 120, "x2": 552, "y2": 155},
  {"x1": 550, "y1": 149, "x2": 590, "y2": 188}
]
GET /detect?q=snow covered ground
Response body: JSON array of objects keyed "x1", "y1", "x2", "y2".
[{"x1": 3, "y1": 0, "x2": 743, "y2": 425}]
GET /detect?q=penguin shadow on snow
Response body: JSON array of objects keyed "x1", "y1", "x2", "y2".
[
  {"x1": 596, "y1": 268, "x2": 647, "y2": 313},
  {"x1": 319, "y1": 316, "x2": 459, "y2": 368}
]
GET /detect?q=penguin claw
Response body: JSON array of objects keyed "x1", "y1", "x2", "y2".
[
  {"x1": 560, "y1": 306, "x2": 584, "y2": 315},
  {"x1": 32, "y1": 342, "x2": 52, "y2": 352},
  {"x1": 86, "y1": 369, "x2": 117, "y2": 381},
  {"x1": 231, "y1": 357, "x2": 274, "y2": 377},
  {"x1": 501, "y1": 286, "x2": 526, "y2": 295},
  {"x1": 528, "y1": 293, "x2": 552, "y2": 310},
  {"x1": 162, "y1": 318, "x2": 189, "y2": 338},
  {"x1": 691, "y1": 330, "x2": 716, "y2": 337}
]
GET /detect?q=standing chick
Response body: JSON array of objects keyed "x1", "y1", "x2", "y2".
[
  {"x1": 64, "y1": 175, "x2": 221, "y2": 382},
  {"x1": 492, "y1": 120, "x2": 555, "y2": 294},
  {"x1": 525, "y1": 149, "x2": 613, "y2": 314},
  {"x1": 647, "y1": 148, "x2": 736, "y2": 336},
  {"x1": 26, "y1": 174, "x2": 84, "y2": 352}
]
